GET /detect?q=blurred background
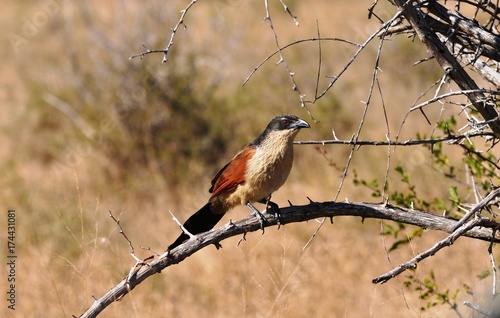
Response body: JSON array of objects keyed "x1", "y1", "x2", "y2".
[{"x1": 1, "y1": 1, "x2": 497, "y2": 317}]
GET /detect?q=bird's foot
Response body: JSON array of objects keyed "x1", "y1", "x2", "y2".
[
  {"x1": 265, "y1": 200, "x2": 282, "y2": 225},
  {"x1": 246, "y1": 202, "x2": 267, "y2": 233}
]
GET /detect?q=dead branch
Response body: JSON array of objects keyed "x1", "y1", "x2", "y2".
[
  {"x1": 373, "y1": 188, "x2": 500, "y2": 284},
  {"x1": 373, "y1": 215, "x2": 483, "y2": 284},
  {"x1": 79, "y1": 200, "x2": 500, "y2": 317},
  {"x1": 294, "y1": 131, "x2": 496, "y2": 147},
  {"x1": 129, "y1": 0, "x2": 198, "y2": 63},
  {"x1": 392, "y1": 0, "x2": 500, "y2": 137}
]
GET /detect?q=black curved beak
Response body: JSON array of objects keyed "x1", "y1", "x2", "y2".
[{"x1": 292, "y1": 118, "x2": 310, "y2": 129}]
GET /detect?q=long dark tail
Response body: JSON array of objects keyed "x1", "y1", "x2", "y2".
[{"x1": 168, "y1": 202, "x2": 225, "y2": 250}]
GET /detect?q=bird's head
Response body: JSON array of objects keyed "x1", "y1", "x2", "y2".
[
  {"x1": 267, "y1": 114, "x2": 310, "y2": 131},
  {"x1": 252, "y1": 114, "x2": 310, "y2": 147}
]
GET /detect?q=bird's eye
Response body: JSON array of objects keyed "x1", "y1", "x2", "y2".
[{"x1": 281, "y1": 119, "x2": 289, "y2": 127}]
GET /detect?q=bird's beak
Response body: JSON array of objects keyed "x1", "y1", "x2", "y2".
[{"x1": 292, "y1": 118, "x2": 310, "y2": 129}]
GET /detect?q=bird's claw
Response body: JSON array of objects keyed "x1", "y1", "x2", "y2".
[
  {"x1": 255, "y1": 210, "x2": 267, "y2": 233},
  {"x1": 265, "y1": 201, "x2": 281, "y2": 225},
  {"x1": 246, "y1": 202, "x2": 267, "y2": 233}
]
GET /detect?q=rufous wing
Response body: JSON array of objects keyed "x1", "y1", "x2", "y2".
[{"x1": 209, "y1": 145, "x2": 255, "y2": 197}]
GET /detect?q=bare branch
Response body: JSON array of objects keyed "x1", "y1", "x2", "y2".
[
  {"x1": 242, "y1": 37, "x2": 360, "y2": 87},
  {"x1": 108, "y1": 211, "x2": 152, "y2": 287},
  {"x1": 373, "y1": 189, "x2": 500, "y2": 284},
  {"x1": 294, "y1": 131, "x2": 496, "y2": 147},
  {"x1": 409, "y1": 89, "x2": 500, "y2": 113},
  {"x1": 313, "y1": 11, "x2": 403, "y2": 103},
  {"x1": 279, "y1": 0, "x2": 299, "y2": 26},
  {"x1": 169, "y1": 210, "x2": 196, "y2": 240},
  {"x1": 441, "y1": 37, "x2": 500, "y2": 88},
  {"x1": 463, "y1": 301, "x2": 494, "y2": 317},
  {"x1": 43, "y1": 93, "x2": 96, "y2": 140},
  {"x1": 80, "y1": 201, "x2": 500, "y2": 317},
  {"x1": 263, "y1": 0, "x2": 308, "y2": 113},
  {"x1": 392, "y1": 0, "x2": 500, "y2": 137},
  {"x1": 129, "y1": 0, "x2": 198, "y2": 63},
  {"x1": 452, "y1": 187, "x2": 500, "y2": 231},
  {"x1": 488, "y1": 229, "x2": 498, "y2": 296},
  {"x1": 372, "y1": 215, "x2": 484, "y2": 284}
]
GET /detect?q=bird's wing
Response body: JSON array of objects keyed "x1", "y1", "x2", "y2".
[{"x1": 209, "y1": 145, "x2": 255, "y2": 197}]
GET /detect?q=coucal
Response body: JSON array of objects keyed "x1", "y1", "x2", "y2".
[{"x1": 168, "y1": 114, "x2": 310, "y2": 250}]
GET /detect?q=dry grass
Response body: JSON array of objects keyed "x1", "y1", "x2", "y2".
[{"x1": 2, "y1": 1, "x2": 498, "y2": 317}]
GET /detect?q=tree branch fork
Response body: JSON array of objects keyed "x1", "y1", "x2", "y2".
[{"x1": 80, "y1": 193, "x2": 500, "y2": 318}]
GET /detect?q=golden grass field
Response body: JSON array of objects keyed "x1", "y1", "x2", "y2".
[{"x1": 2, "y1": 1, "x2": 499, "y2": 317}]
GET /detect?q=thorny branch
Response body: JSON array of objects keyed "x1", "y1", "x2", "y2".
[
  {"x1": 129, "y1": 0, "x2": 198, "y2": 62},
  {"x1": 373, "y1": 215, "x2": 484, "y2": 284},
  {"x1": 463, "y1": 301, "x2": 495, "y2": 317},
  {"x1": 262, "y1": 0, "x2": 310, "y2": 115},
  {"x1": 373, "y1": 188, "x2": 500, "y2": 284},
  {"x1": 242, "y1": 37, "x2": 360, "y2": 87},
  {"x1": 294, "y1": 131, "x2": 496, "y2": 147},
  {"x1": 81, "y1": 201, "x2": 500, "y2": 317},
  {"x1": 392, "y1": 0, "x2": 500, "y2": 137},
  {"x1": 452, "y1": 188, "x2": 500, "y2": 231},
  {"x1": 108, "y1": 211, "x2": 152, "y2": 289}
]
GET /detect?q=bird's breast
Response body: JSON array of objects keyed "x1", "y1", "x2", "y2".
[
  {"x1": 223, "y1": 129, "x2": 298, "y2": 208},
  {"x1": 246, "y1": 145, "x2": 293, "y2": 193}
]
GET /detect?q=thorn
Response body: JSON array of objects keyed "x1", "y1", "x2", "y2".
[
  {"x1": 237, "y1": 233, "x2": 247, "y2": 246},
  {"x1": 214, "y1": 242, "x2": 223, "y2": 250},
  {"x1": 307, "y1": 196, "x2": 322, "y2": 210},
  {"x1": 287, "y1": 200, "x2": 294, "y2": 206},
  {"x1": 329, "y1": 216, "x2": 334, "y2": 224},
  {"x1": 246, "y1": 202, "x2": 267, "y2": 234},
  {"x1": 140, "y1": 246, "x2": 161, "y2": 257},
  {"x1": 332, "y1": 129, "x2": 339, "y2": 141},
  {"x1": 169, "y1": 210, "x2": 196, "y2": 240}
]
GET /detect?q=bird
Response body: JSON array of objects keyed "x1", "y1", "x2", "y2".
[{"x1": 168, "y1": 114, "x2": 310, "y2": 250}]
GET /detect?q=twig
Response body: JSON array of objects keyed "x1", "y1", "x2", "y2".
[
  {"x1": 294, "y1": 131, "x2": 496, "y2": 147},
  {"x1": 409, "y1": 89, "x2": 500, "y2": 113},
  {"x1": 169, "y1": 210, "x2": 196, "y2": 240},
  {"x1": 452, "y1": 188, "x2": 500, "y2": 231},
  {"x1": 263, "y1": 0, "x2": 307, "y2": 112},
  {"x1": 313, "y1": 11, "x2": 403, "y2": 103},
  {"x1": 463, "y1": 301, "x2": 493, "y2": 317},
  {"x1": 43, "y1": 93, "x2": 96, "y2": 139},
  {"x1": 108, "y1": 211, "x2": 140, "y2": 262},
  {"x1": 108, "y1": 211, "x2": 151, "y2": 288},
  {"x1": 314, "y1": 21, "x2": 322, "y2": 101},
  {"x1": 393, "y1": 0, "x2": 500, "y2": 137},
  {"x1": 372, "y1": 215, "x2": 484, "y2": 284},
  {"x1": 242, "y1": 37, "x2": 360, "y2": 87},
  {"x1": 488, "y1": 228, "x2": 498, "y2": 296},
  {"x1": 279, "y1": 0, "x2": 299, "y2": 26},
  {"x1": 129, "y1": 0, "x2": 198, "y2": 63}
]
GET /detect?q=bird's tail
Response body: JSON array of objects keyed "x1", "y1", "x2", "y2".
[{"x1": 168, "y1": 202, "x2": 225, "y2": 250}]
